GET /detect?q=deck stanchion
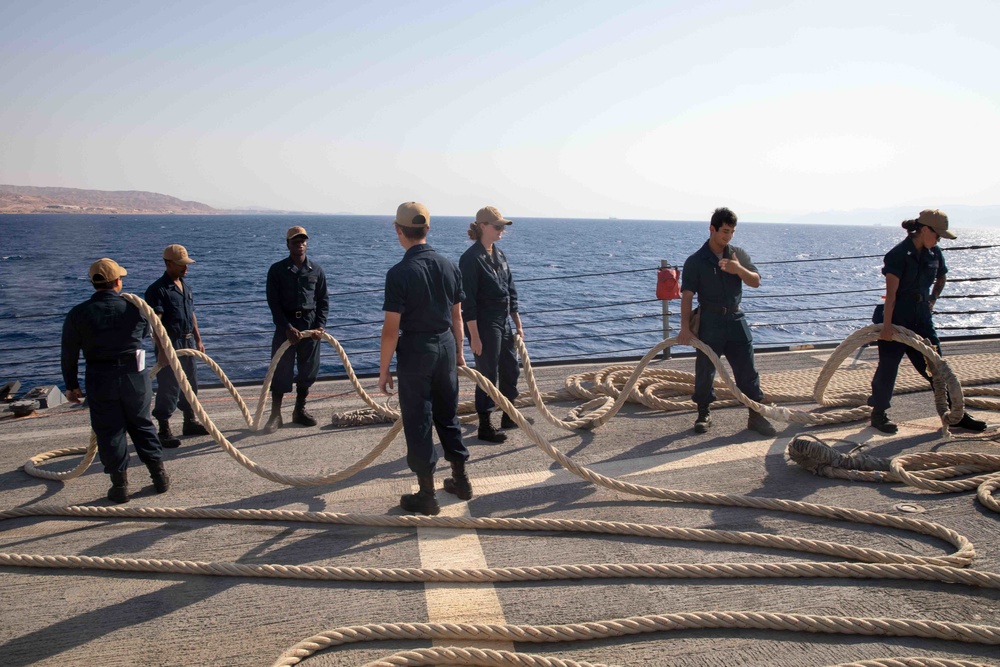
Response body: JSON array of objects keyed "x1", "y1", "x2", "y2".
[{"x1": 661, "y1": 259, "x2": 672, "y2": 359}]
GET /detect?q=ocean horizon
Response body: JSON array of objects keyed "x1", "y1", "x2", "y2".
[{"x1": 2, "y1": 214, "x2": 998, "y2": 392}]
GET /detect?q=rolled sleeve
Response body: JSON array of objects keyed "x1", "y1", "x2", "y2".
[
  {"x1": 680, "y1": 256, "x2": 699, "y2": 294},
  {"x1": 144, "y1": 285, "x2": 165, "y2": 315},
  {"x1": 882, "y1": 246, "x2": 905, "y2": 278},
  {"x1": 734, "y1": 247, "x2": 757, "y2": 274},
  {"x1": 382, "y1": 268, "x2": 405, "y2": 314}
]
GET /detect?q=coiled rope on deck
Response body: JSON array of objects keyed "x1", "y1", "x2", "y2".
[
  {"x1": 789, "y1": 436, "x2": 1000, "y2": 514},
  {"x1": 10, "y1": 294, "x2": 1000, "y2": 665}
]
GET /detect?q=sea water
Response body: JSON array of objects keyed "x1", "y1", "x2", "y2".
[{"x1": 1, "y1": 214, "x2": 998, "y2": 390}]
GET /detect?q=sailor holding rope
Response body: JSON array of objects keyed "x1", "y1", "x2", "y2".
[
  {"x1": 677, "y1": 207, "x2": 777, "y2": 437},
  {"x1": 263, "y1": 226, "x2": 329, "y2": 433},
  {"x1": 145, "y1": 244, "x2": 209, "y2": 447},
  {"x1": 868, "y1": 209, "x2": 988, "y2": 434},
  {"x1": 60, "y1": 258, "x2": 170, "y2": 503}
]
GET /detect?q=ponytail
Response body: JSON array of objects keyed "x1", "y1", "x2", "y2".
[{"x1": 467, "y1": 222, "x2": 482, "y2": 241}]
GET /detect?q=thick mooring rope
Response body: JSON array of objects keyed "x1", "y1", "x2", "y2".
[
  {"x1": 10, "y1": 294, "x2": 1000, "y2": 666},
  {"x1": 270, "y1": 614, "x2": 1000, "y2": 667},
  {"x1": 789, "y1": 436, "x2": 1000, "y2": 514}
]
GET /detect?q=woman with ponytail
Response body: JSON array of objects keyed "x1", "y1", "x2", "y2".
[
  {"x1": 459, "y1": 206, "x2": 523, "y2": 443},
  {"x1": 868, "y1": 209, "x2": 987, "y2": 433}
]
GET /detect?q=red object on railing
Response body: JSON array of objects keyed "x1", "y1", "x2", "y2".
[{"x1": 656, "y1": 268, "x2": 681, "y2": 300}]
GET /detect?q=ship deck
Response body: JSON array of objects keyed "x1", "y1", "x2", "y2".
[{"x1": 2, "y1": 339, "x2": 1000, "y2": 666}]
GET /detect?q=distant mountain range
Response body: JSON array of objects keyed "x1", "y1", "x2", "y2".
[{"x1": 0, "y1": 184, "x2": 218, "y2": 214}]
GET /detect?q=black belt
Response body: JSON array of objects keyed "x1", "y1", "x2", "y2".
[
  {"x1": 286, "y1": 309, "x2": 313, "y2": 319},
  {"x1": 699, "y1": 304, "x2": 742, "y2": 316},
  {"x1": 898, "y1": 293, "x2": 926, "y2": 303},
  {"x1": 480, "y1": 298, "x2": 509, "y2": 309},
  {"x1": 87, "y1": 353, "x2": 137, "y2": 367}
]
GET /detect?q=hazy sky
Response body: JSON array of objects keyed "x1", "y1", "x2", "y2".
[{"x1": 1, "y1": 0, "x2": 998, "y2": 220}]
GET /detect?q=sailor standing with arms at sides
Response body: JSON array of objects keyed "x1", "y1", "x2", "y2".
[
  {"x1": 61, "y1": 258, "x2": 170, "y2": 503},
  {"x1": 144, "y1": 244, "x2": 209, "y2": 448},
  {"x1": 867, "y1": 209, "x2": 987, "y2": 434},
  {"x1": 676, "y1": 207, "x2": 776, "y2": 437},
  {"x1": 263, "y1": 226, "x2": 329, "y2": 433},
  {"x1": 459, "y1": 206, "x2": 524, "y2": 443},
  {"x1": 379, "y1": 202, "x2": 472, "y2": 516}
]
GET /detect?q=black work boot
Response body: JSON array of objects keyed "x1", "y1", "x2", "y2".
[
  {"x1": 400, "y1": 475, "x2": 440, "y2": 515},
  {"x1": 157, "y1": 419, "x2": 181, "y2": 449},
  {"x1": 107, "y1": 470, "x2": 130, "y2": 504},
  {"x1": 871, "y1": 408, "x2": 898, "y2": 434},
  {"x1": 954, "y1": 412, "x2": 988, "y2": 432},
  {"x1": 147, "y1": 461, "x2": 171, "y2": 493},
  {"x1": 693, "y1": 406, "x2": 712, "y2": 434},
  {"x1": 747, "y1": 409, "x2": 777, "y2": 437},
  {"x1": 500, "y1": 412, "x2": 518, "y2": 429},
  {"x1": 443, "y1": 460, "x2": 473, "y2": 500},
  {"x1": 292, "y1": 387, "x2": 317, "y2": 426},
  {"x1": 262, "y1": 393, "x2": 284, "y2": 434},
  {"x1": 182, "y1": 409, "x2": 209, "y2": 436},
  {"x1": 477, "y1": 412, "x2": 507, "y2": 443}
]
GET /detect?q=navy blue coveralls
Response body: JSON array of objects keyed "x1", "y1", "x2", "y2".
[
  {"x1": 383, "y1": 244, "x2": 469, "y2": 477},
  {"x1": 266, "y1": 256, "x2": 329, "y2": 394},
  {"x1": 145, "y1": 272, "x2": 198, "y2": 420},
  {"x1": 459, "y1": 241, "x2": 520, "y2": 415},
  {"x1": 868, "y1": 236, "x2": 947, "y2": 410},
  {"x1": 681, "y1": 241, "x2": 764, "y2": 408},
  {"x1": 61, "y1": 290, "x2": 163, "y2": 474}
]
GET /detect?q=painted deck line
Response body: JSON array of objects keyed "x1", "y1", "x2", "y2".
[{"x1": 416, "y1": 494, "x2": 515, "y2": 650}]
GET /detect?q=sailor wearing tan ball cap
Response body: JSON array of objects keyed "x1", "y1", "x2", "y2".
[
  {"x1": 144, "y1": 244, "x2": 209, "y2": 448},
  {"x1": 460, "y1": 206, "x2": 524, "y2": 443},
  {"x1": 378, "y1": 202, "x2": 471, "y2": 515},
  {"x1": 61, "y1": 258, "x2": 171, "y2": 503},
  {"x1": 263, "y1": 225, "x2": 329, "y2": 433}
]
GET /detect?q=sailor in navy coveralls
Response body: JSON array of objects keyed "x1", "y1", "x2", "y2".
[
  {"x1": 867, "y1": 209, "x2": 986, "y2": 434},
  {"x1": 677, "y1": 208, "x2": 776, "y2": 437},
  {"x1": 144, "y1": 243, "x2": 208, "y2": 447},
  {"x1": 379, "y1": 202, "x2": 471, "y2": 516},
  {"x1": 61, "y1": 258, "x2": 170, "y2": 503},
  {"x1": 263, "y1": 225, "x2": 329, "y2": 433},
  {"x1": 459, "y1": 206, "x2": 524, "y2": 443}
]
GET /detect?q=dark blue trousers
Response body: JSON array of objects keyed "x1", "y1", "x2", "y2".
[
  {"x1": 271, "y1": 314, "x2": 321, "y2": 394},
  {"x1": 470, "y1": 310, "x2": 519, "y2": 414},
  {"x1": 692, "y1": 315, "x2": 763, "y2": 408},
  {"x1": 868, "y1": 306, "x2": 940, "y2": 410},
  {"x1": 85, "y1": 364, "x2": 163, "y2": 474},
  {"x1": 152, "y1": 336, "x2": 198, "y2": 420},
  {"x1": 396, "y1": 331, "x2": 469, "y2": 476}
]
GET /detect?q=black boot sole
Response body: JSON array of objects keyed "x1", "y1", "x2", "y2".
[
  {"x1": 107, "y1": 488, "x2": 130, "y2": 503},
  {"x1": 400, "y1": 494, "x2": 440, "y2": 515},
  {"x1": 443, "y1": 477, "x2": 473, "y2": 500}
]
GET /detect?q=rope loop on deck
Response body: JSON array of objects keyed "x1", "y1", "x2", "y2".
[{"x1": 10, "y1": 293, "x2": 1000, "y2": 666}]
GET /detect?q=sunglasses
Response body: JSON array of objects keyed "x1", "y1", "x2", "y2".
[{"x1": 483, "y1": 223, "x2": 506, "y2": 231}]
